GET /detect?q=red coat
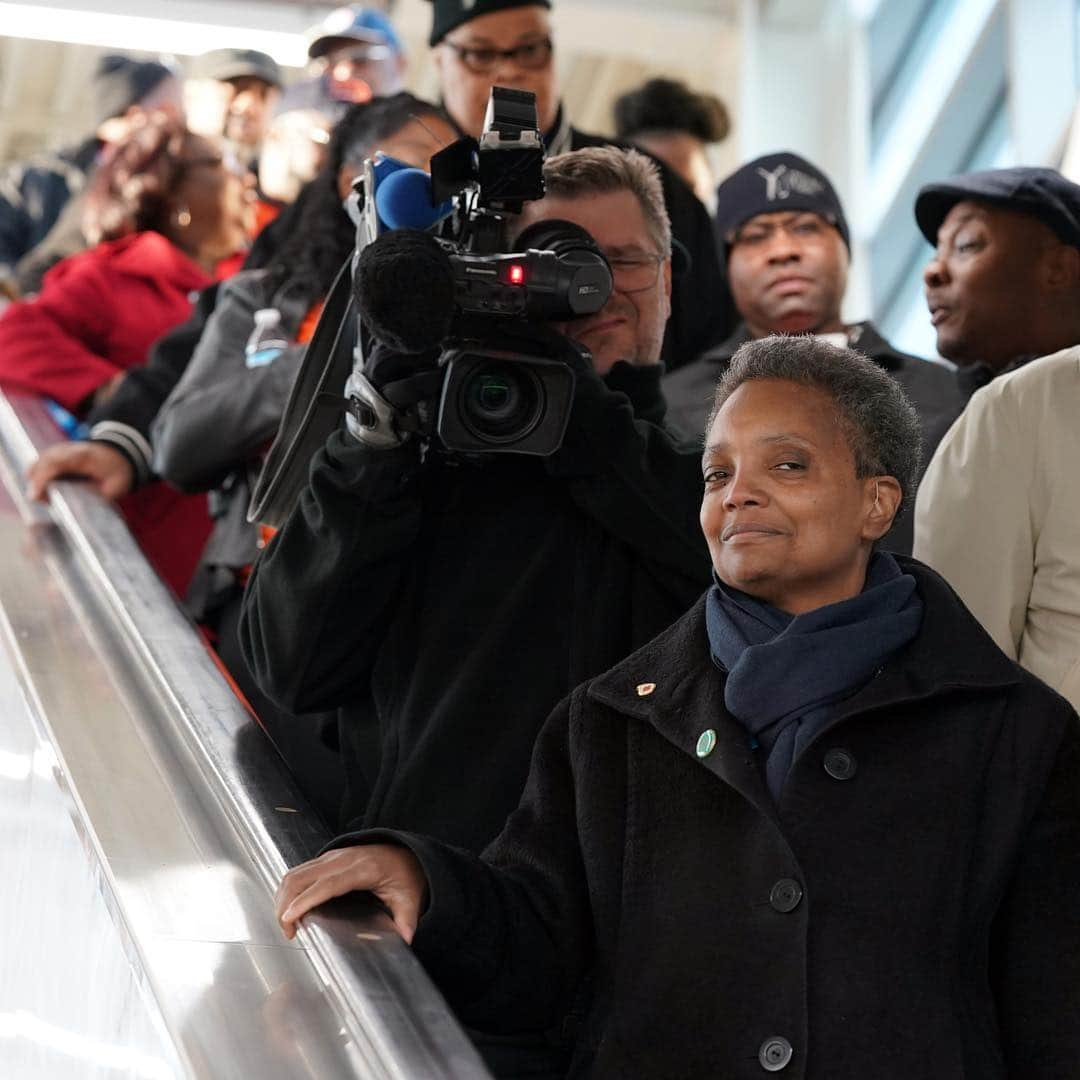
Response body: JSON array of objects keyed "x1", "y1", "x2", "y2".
[
  {"x1": 0, "y1": 231, "x2": 215, "y2": 599},
  {"x1": 0, "y1": 231, "x2": 212, "y2": 409}
]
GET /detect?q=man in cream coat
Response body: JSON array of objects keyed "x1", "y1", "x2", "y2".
[
  {"x1": 913, "y1": 167, "x2": 1080, "y2": 709},
  {"x1": 915, "y1": 349, "x2": 1080, "y2": 710}
]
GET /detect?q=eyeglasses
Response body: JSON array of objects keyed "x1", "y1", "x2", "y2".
[
  {"x1": 600, "y1": 248, "x2": 665, "y2": 291},
  {"x1": 442, "y1": 36, "x2": 553, "y2": 75},
  {"x1": 605, "y1": 251, "x2": 665, "y2": 294}
]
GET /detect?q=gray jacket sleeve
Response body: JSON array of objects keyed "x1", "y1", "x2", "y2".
[{"x1": 151, "y1": 269, "x2": 306, "y2": 494}]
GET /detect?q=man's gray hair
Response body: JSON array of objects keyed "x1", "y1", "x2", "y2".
[
  {"x1": 709, "y1": 335, "x2": 922, "y2": 517},
  {"x1": 541, "y1": 146, "x2": 672, "y2": 256}
]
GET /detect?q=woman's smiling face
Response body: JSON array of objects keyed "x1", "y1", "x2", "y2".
[{"x1": 700, "y1": 378, "x2": 898, "y2": 614}]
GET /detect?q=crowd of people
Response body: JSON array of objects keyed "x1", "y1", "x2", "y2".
[{"x1": 1, "y1": 1, "x2": 1078, "y2": 1077}]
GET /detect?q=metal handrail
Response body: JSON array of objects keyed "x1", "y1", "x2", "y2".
[{"x1": 0, "y1": 390, "x2": 490, "y2": 1079}]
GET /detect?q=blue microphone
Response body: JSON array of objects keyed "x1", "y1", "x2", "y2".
[{"x1": 374, "y1": 167, "x2": 454, "y2": 231}]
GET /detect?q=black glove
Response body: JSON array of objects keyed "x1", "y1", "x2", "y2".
[{"x1": 344, "y1": 337, "x2": 442, "y2": 449}]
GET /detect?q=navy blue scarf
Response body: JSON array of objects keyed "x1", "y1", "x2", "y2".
[{"x1": 706, "y1": 552, "x2": 923, "y2": 801}]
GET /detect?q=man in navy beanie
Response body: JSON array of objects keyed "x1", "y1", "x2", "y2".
[{"x1": 663, "y1": 151, "x2": 966, "y2": 554}]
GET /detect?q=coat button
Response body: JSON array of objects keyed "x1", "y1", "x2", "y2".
[
  {"x1": 636, "y1": 682, "x2": 656, "y2": 697},
  {"x1": 759, "y1": 1036, "x2": 793, "y2": 1071},
  {"x1": 769, "y1": 878, "x2": 803, "y2": 913},
  {"x1": 696, "y1": 729, "x2": 717, "y2": 758},
  {"x1": 824, "y1": 747, "x2": 857, "y2": 780}
]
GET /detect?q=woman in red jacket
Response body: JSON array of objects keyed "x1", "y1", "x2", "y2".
[{"x1": 0, "y1": 113, "x2": 252, "y2": 596}]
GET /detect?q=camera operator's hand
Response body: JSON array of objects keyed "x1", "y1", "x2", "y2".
[
  {"x1": 275, "y1": 843, "x2": 428, "y2": 943},
  {"x1": 27, "y1": 440, "x2": 135, "y2": 503},
  {"x1": 344, "y1": 341, "x2": 442, "y2": 449}
]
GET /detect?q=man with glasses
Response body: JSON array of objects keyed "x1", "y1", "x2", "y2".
[
  {"x1": 663, "y1": 151, "x2": 965, "y2": 554},
  {"x1": 243, "y1": 150, "x2": 707, "y2": 1071},
  {"x1": 240, "y1": 146, "x2": 707, "y2": 922},
  {"x1": 427, "y1": 0, "x2": 732, "y2": 371}
]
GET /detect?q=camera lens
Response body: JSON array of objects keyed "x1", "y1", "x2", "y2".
[{"x1": 461, "y1": 362, "x2": 544, "y2": 444}]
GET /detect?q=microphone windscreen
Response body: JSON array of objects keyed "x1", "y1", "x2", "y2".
[
  {"x1": 355, "y1": 229, "x2": 456, "y2": 355},
  {"x1": 375, "y1": 168, "x2": 453, "y2": 231}
]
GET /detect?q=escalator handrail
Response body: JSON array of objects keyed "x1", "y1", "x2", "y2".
[{"x1": 0, "y1": 389, "x2": 490, "y2": 1079}]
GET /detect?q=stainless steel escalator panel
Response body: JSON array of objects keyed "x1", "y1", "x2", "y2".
[
  {"x1": 0, "y1": 392, "x2": 491, "y2": 1079},
  {"x1": 0, "y1": 636, "x2": 185, "y2": 1080}
]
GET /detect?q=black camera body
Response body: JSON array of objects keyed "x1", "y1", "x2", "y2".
[
  {"x1": 247, "y1": 89, "x2": 606, "y2": 526},
  {"x1": 363, "y1": 86, "x2": 613, "y2": 456},
  {"x1": 437, "y1": 348, "x2": 576, "y2": 456}
]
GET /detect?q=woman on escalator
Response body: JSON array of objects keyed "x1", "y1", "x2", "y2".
[
  {"x1": 274, "y1": 335, "x2": 1080, "y2": 1079},
  {"x1": 0, "y1": 113, "x2": 252, "y2": 597}
]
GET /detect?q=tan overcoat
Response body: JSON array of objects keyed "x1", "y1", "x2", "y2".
[{"x1": 915, "y1": 346, "x2": 1080, "y2": 710}]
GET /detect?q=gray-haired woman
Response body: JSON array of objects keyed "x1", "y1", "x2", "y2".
[{"x1": 274, "y1": 335, "x2": 1080, "y2": 1079}]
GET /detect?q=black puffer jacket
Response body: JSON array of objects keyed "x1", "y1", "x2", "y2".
[
  {"x1": 239, "y1": 360, "x2": 711, "y2": 847},
  {"x1": 338, "y1": 559, "x2": 1080, "y2": 1080}
]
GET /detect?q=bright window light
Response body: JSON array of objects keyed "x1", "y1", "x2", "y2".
[{"x1": 0, "y1": 2, "x2": 310, "y2": 66}]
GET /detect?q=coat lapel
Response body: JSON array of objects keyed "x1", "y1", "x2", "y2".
[
  {"x1": 587, "y1": 561, "x2": 1023, "y2": 820},
  {"x1": 588, "y1": 596, "x2": 779, "y2": 822}
]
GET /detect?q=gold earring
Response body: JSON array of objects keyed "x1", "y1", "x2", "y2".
[{"x1": 176, "y1": 206, "x2": 192, "y2": 228}]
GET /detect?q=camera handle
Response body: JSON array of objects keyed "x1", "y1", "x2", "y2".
[{"x1": 343, "y1": 363, "x2": 442, "y2": 449}]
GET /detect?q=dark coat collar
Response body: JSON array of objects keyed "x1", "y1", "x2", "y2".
[
  {"x1": 957, "y1": 354, "x2": 1038, "y2": 396},
  {"x1": 588, "y1": 557, "x2": 1021, "y2": 767},
  {"x1": 699, "y1": 320, "x2": 911, "y2": 371}
]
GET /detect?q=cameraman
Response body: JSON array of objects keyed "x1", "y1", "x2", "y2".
[{"x1": 238, "y1": 146, "x2": 709, "y2": 856}]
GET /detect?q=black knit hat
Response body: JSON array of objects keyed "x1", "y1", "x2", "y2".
[
  {"x1": 92, "y1": 55, "x2": 174, "y2": 128},
  {"x1": 715, "y1": 151, "x2": 850, "y2": 254},
  {"x1": 914, "y1": 166, "x2": 1080, "y2": 248},
  {"x1": 426, "y1": 0, "x2": 552, "y2": 46}
]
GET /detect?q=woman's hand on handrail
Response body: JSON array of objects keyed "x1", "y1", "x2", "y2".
[
  {"x1": 276, "y1": 844, "x2": 428, "y2": 944},
  {"x1": 27, "y1": 440, "x2": 135, "y2": 502}
]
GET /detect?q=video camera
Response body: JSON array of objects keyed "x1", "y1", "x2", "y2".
[
  {"x1": 248, "y1": 87, "x2": 611, "y2": 528},
  {"x1": 347, "y1": 86, "x2": 613, "y2": 455}
]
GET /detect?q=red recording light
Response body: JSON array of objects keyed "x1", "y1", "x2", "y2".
[{"x1": 508, "y1": 263, "x2": 526, "y2": 285}]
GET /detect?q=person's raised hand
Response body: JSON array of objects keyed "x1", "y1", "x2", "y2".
[
  {"x1": 275, "y1": 843, "x2": 428, "y2": 943},
  {"x1": 27, "y1": 441, "x2": 135, "y2": 503}
]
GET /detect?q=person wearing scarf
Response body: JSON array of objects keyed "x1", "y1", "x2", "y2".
[
  {"x1": 272, "y1": 335, "x2": 1080, "y2": 1079},
  {"x1": 707, "y1": 552, "x2": 923, "y2": 802}
]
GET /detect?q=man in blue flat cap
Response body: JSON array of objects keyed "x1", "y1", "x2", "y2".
[
  {"x1": 914, "y1": 167, "x2": 1080, "y2": 711},
  {"x1": 917, "y1": 165, "x2": 1080, "y2": 393}
]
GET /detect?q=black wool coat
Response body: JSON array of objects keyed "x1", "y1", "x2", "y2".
[{"x1": 339, "y1": 559, "x2": 1080, "y2": 1079}]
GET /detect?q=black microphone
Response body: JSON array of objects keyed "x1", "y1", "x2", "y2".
[{"x1": 354, "y1": 229, "x2": 456, "y2": 355}]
